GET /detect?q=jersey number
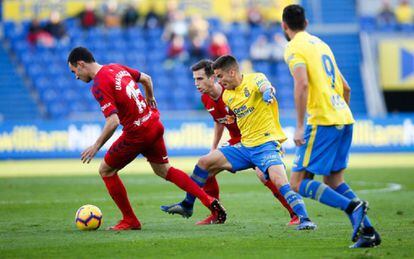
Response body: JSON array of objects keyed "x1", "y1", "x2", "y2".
[
  {"x1": 321, "y1": 54, "x2": 335, "y2": 89},
  {"x1": 322, "y1": 55, "x2": 346, "y2": 109},
  {"x1": 126, "y1": 80, "x2": 146, "y2": 113}
]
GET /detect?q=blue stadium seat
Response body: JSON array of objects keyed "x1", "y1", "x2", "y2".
[
  {"x1": 2, "y1": 6, "x2": 370, "y2": 120},
  {"x1": 359, "y1": 16, "x2": 377, "y2": 32},
  {"x1": 3, "y1": 21, "x2": 16, "y2": 38}
]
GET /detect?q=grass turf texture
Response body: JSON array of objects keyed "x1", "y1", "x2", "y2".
[{"x1": 0, "y1": 154, "x2": 413, "y2": 258}]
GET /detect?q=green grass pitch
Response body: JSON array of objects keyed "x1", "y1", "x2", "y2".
[{"x1": 0, "y1": 154, "x2": 413, "y2": 258}]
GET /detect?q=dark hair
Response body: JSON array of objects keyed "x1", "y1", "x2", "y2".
[
  {"x1": 67, "y1": 46, "x2": 95, "y2": 66},
  {"x1": 191, "y1": 59, "x2": 214, "y2": 77},
  {"x1": 212, "y1": 55, "x2": 238, "y2": 71},
  {"x1": 282, "y1": 4, "x2": 307, "y2": 31}
]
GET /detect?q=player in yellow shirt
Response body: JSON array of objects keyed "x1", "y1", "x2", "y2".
[
  {"x1": 282, "y1": 4, "x2": 381, "y2": 248},
  {"x1": 213, "y1": 55, "x2": 316, "y2": 230},
  {"x1": 161, "y1": 59, "x2": 299, "y2": 226}
]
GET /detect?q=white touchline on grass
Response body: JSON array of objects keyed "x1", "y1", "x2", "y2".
[
  {"x1": 358, "y1": 182, "x2": 402, "y2": 194},
  {"x1": 0, "y1": 182, "x2": 403, "y2": 205}
]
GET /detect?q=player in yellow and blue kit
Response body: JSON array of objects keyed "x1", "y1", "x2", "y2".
[
  {"x1": 212, "y1": 55, "x2": 316, "y2": 230},
  {"x1": 162, "y1": 56, "x2": 316, "y2": 230},
  {"x1": 282, "y1": 4, "x2": 381, "y2": 248}
]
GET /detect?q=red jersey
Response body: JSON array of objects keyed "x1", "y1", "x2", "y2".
[
  {"x1": 92, "y1": 64, "x2": 158, "y2": 135},
  {"x1": 201, "y1": 85, "x2": 241, "y2": 145}
]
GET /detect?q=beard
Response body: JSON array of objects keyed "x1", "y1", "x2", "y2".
[
  {"x1": 80, "y1": 76, "x2": 92, "y2": 83},
  {"x1": 284, "y1": 31, "x2": 291, "y2": 42}
]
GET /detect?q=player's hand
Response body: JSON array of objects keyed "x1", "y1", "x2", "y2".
[
  {"x1": 146, "y1": 97, "x2": 157, "y2": 109},
  {"x1": 294, "y1": 126, "x2": 306, "y2": 147},
  {"x1": 81, "y1": 144, "x2": 99, "y2": 164},
  {"x1": 262, "y1": 88, "x2": 275, "y2": 104}
]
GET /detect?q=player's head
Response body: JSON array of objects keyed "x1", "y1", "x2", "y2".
[
  {"x1": 212, "y1": 55, "x2": 240, "y2": 90},
  {"x1": 282, "y1": 4, "x2": 308, "y2": 41},
  {"x1": 191, "y1": 59, "x2": 215, "y2": 94},
  {"x1": 67, "y1": 46, "x2": 96, "y2": 83}
]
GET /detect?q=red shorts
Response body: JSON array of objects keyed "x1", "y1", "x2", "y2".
[{"x1": 104, "y1": 119, "x2": 169, "y2": 169}]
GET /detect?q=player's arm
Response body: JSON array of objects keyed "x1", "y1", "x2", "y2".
[
  {"x1": 81, "y1": 113, "x2": 120, "y2": 163},
  {"x1": 340, "y1": 73, "x2": 351, "y2": 105},
  {"x1": 138, "y1": 72, "x2": 157, "y2": 108},
  {"x1": 292, "y1": 65, "x2": 308, "y2": 146},
  {"x1": 211, "y1": 122, "x2": 225, "y2": 151},
  {"x1": 256, "y1": 73, "x2": 275, "y2": 103}
]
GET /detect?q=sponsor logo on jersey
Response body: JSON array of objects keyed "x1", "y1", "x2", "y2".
[
  {"x1": 133, "y1": 111, "x2": 152, "y2": 126},
  {"x1": 101, "y1": 102, "x2": 111, "y2": 111},
  {"x1": 244, "y1": 87, "x2": 250, "y2": 97},
  {"x1": 233, "y1": 105, "x2": 254, "y2": 119},
  {"x1": 217, "y1": 115, "x2": 235, "y2": 125},
  {"x1": 207, "y1": 107, "x2": 215, "y2": 112}
]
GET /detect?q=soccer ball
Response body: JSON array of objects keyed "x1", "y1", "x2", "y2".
[{"x1": 75, "y1": 204, "x2": 103, "y2": 230}]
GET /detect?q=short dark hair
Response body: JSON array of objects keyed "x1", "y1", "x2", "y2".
[
  {"x1": 191, "y1": 59, "x2": 214, "y2": 77},
  {"x1": 212, "y1": 55, "x2": 238, "y2": 71},
  {"x1": 67, "y1": 46, "x2": 95, "y2": 66},
  {"x1": 282, "y1": 4, "x2": 307, "y2": 31}
]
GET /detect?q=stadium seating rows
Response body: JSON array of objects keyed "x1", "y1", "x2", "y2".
[
  {"x1": 3, "y1": 12, "x2": 366, "y2": 119},
  {"x1": 0, "y1": 45, "x2": 40, "y2": 121}
]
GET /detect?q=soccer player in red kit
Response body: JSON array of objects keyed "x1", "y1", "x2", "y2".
[
  {"x1": 161, "y1": 59, "x2": 299, "y2": 225},
  {"x1": 67, "y1": 47, "x2": 226, "y2": 230}
]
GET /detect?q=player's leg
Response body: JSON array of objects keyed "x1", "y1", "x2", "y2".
[
  {"x1": 192, "y1": 175, "x2": 221, "y2": 225},
  {"x1": 204, "y1": 176, "x2": 220, "y2": 200},
  {"x1": 160, "y1": 150, "x2": 230, "y2": 218},
  {"x1": 149, "y1": 161, "x2": 226, "y2": 223},
  {"x1": 331, "y1": 173, "x2": 380, "y2": 247},
  {"x1": 144, "y1": 122, "x2": 227, "y2": 223},
  {"x1": 101, "y1": 136, "x2": 142, "y2": 230},
  {"x1": 267, "y1": 165, "x2": 316, "y2": 230},
  {"x1": 327, "y1": 125, "x2": 380, "y2": 247},
  {"x1": 180, "y1": 151, "x2": 231, "y2": 210},
  {"x1": 250, "y1": 141, "x2": 315, "y2": 230},
  {"x1": 291, "y1": 125, "x2": 367, "y2": 240},
  {"x1": 255, "y1": 168, "x2": 298, "y2": 225},
  {"x1": 161, "y1": 143, "x2": 254, "y2": 223}
]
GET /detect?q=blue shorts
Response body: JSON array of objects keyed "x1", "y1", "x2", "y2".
[
  {"x1": 292, "y1": 124, "x2": 353, "y2": 176},
  {"x1": 219, "y1": 141, "x2": 284, "y2": 179}
]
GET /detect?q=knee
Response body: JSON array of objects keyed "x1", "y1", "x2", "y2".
[
  {"x1": 323, "y1": 177, "x2": 343, "y2": 189},
  {"x1": 99, "y1": 163, "x2": 117, "y2": 178},
  {"x1": 152, "y1": 164, "x2": 170, "y2": 179},
  {"x1": 197, "y1": 156, "x2": 212, "y2": 171},
  {"x1": 323, "y1": 178, "x2": 331, "y2": 186},
  {"x1": 290, "y1": 180, "x2": 301, "y2": 193},
  {"x1": 255, "y1": 169, "x2": 267, "y2": 184}
]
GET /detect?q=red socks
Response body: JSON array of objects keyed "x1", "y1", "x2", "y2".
[
  {"x1": 204, "y1": 176, "x2": 220, "y2": 200},
  {"x1": 166, "y1": 167, "x2": 214, "y2": 207},
  {"x1": 264, "y1": 180, "x2": 296, "y2": 217},
  {"x1": 102, "y1": 174, "x2": 140, "y2": 224}
]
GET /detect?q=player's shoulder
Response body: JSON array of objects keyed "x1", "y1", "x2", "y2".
[
  {"x1": 244, "y1": 72, "x2": 264, "y2": 82},
  {"x1": 284, "y1": 38, "x2": 303, "y2": 61},
  {"x1": 105, "y1": 63, "x2": 123, "y2": 71},
  {"x1": 249, "y1": 72, "x2": 269, "y2": 86},
  {"x1": 96, "y1": 64, "x2": 116, "y2": 77},
  {"x1": 222, "y1": 89, "x2": 231, "y2": 101}
]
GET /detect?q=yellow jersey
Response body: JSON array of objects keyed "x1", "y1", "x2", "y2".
[
  {"x1": 284, "y1": 31, "x2": 355, "y2": 125},
  {"x1": 222, "y1": 73, "x2": 287, "y2": 147}
]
